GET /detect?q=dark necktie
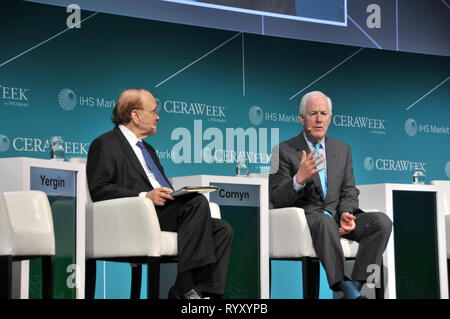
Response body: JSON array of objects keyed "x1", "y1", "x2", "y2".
[{"x1": 136, "y1": 140, "x2": 171, "y2": 189}]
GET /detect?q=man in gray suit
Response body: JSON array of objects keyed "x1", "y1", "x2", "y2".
[{"x1": 269, "y1": 91, "x2": 392, "y2": 299}]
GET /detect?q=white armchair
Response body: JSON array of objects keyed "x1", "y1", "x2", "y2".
[
  {"x1": 269, "y1": 206, "x2": 359, "y2": 299},
  {"x1": 430, "y1": 180, "x2": 450, "y2": 291},
  {"x1": 430, "y1": 180, "x2": 450, "y2": 259},
  {"x1": 85, "y1": 190, "x2": 221, "y2": 299},
  {"x1": 0, "y1": 190, "x2": 55, "y2": 299}
]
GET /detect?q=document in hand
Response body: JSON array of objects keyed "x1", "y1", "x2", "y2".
[{"x1": 169, "y1": 186, "x2": 220, "y2": 197}]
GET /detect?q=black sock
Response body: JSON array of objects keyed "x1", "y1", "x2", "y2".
[{"x1": 174, "y1": 270, "x2": 195, "y2": 295}]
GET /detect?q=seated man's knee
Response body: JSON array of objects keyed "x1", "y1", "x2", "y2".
[
  {"x1": 372, "y1": 212, "x2": 392, "y2": 233},
  {"x1": 222, "y1": 219, "x2": 234, "y2": 241},
  {"x1": 189, "y1": 193, "x2": 210, "y2": 210}
]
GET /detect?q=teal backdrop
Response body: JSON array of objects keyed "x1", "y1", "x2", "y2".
[{"x1": 1, "y1": 1, "x2": 449, "y2": 299}]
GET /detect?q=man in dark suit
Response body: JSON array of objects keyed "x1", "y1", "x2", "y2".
[
  {"x1": 269, "y1": 91, "x2": 392, "y2": 299},
  {"x1": 87, "y1": 88, "x2": 233, "y2": 299}
]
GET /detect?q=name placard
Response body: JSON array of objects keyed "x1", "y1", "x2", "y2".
[
  {"x1": 210, "y1": 183, "x2": 259, "y2": 207},
  {"x1": 30, "y1": 166, "x2": 76, "y2": 197}
]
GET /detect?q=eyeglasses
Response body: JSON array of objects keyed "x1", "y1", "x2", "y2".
[{"x1": 136, "y1": 105, "x2": 160, "y2": 116}]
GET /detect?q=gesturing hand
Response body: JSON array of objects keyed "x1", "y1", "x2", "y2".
[
  {"x1": 146, "y1": 187, "x2": 174, "y2": 206},
  {"x1": 295, "y1": 150, "x2": 326, "y2": 185},
  {"x1": 339, "y1": 212, "x2": 356, "y2": 235}
]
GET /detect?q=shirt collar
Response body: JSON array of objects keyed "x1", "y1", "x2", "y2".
[
  {"x1": 119, "y1": 124, "x2": 140, "y2": 146},
  {"x1": 303, "y1": 131, "x2": 325, "y2": 150}
]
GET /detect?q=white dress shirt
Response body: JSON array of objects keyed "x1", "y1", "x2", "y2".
[{"x1": 118, "y1": 125, "x2": 162, "y2": 197}]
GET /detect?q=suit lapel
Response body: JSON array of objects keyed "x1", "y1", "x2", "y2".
[
  {"x1": 113, "y1": 127, "x2": 152, "y2": 187},
  {"x1": 324, "y1": 137, "x2": 337, "y2": 200}
]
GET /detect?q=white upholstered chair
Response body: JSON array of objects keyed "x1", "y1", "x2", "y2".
[
  {"x1": 269, "y1": 206, "x2": 360, "y2": 298},
  {"x1": 430, "y1": 180, "x2": 450, "y2": 291},
  {"x1": 254, "y1": 172, "x2": 385, "y2": 299},
  {"x1": 245, "y1": 172, "x2": 360, "y2": 298},
  {"x1": 85, "y1": 189, "x2": 221, "y2": 299},
  {"x1": 0, "y1": 190, "x2": 55, "y2": 299}
]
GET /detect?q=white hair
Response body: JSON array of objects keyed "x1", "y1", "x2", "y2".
[{"x1": 299, "y1": 91, "x2": 332, "y2": 116}]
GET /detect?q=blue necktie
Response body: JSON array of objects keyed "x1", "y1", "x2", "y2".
[
  {"x1": 314, "y1": 143, "x2": 332, "y2": 217},
  {"x1": 136, "y1": 141, "x2": 171, "y2": 189}
]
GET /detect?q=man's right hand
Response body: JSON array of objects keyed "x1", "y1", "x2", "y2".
[
  {"x1": 295, "y1": 150, "x2": 326, "y2": 185},
  {"x1": 146, "y1": 187, "x2": 174, "y2": 206}
]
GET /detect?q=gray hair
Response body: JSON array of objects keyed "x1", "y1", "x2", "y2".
[{"x1": 299, "y1": 91, "x2": 333, "y2": 116}]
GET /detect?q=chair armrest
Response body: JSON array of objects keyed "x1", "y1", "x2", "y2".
[
  {"x1": 86, "y1": 197, "x2": 162, "y2": 258},
  {"x1": 4, "y1": 191, "x2": 55, "y2": 256},
  {"x1": 446, "y1": 215, "x2": 450, "y2": 258},
  {"x1": 269, "y1": 207, "x2": 316, "y2": 258},
  {"x1": 362, "y1": 209, "x2": 382, "y2": 213}
]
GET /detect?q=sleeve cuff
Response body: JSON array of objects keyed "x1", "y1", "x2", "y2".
[
  {"x1": 138, "y1": 191, "x2": 147, "y2": 198},
  {"x1": 293, "y1": 176, "x2": 305, "y2": 191}
]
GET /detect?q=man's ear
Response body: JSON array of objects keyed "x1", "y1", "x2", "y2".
[
  {"x1": 130, "y1": 109, "x2": 140, "y2": 125},
  {"x1": 299, "y1": 114, "x2": 304, "y2": 125}
]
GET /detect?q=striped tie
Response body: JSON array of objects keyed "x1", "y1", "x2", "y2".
[{"x1": 314, "y1": 143, "x2": 332, "y2": 217}]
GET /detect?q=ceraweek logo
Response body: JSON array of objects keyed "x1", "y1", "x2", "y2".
[
  {"x1": 404, "y1": 118, "x2": 449, "y2": 137},
  {"x1": 333, "y1": 114, "x2": 386, "y2": 135},
  {"x1": 162, "y1": 99, "x2": 227, "y2": 123},
  {"x1": 5, "y1": 135, "x2": 89, "y2": 155},
  {"x1": 364, "y1": 156, "x2": 426, "y2": 172},
  {"x1": 57, "y1": 88, "x2": 115, "y2": 111},
  {"x1": 0, "y1": 84, "x2": 31, "y2": 107}
]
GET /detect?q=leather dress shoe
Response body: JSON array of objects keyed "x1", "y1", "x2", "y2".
[{"x1": 168, "y1": 287, "x2": 204, "y2": 299}]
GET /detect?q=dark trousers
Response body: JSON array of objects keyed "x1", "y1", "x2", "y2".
[
  {"x1": 305, "y1": 211, "x2": 392, "y2": 290},
  {"x1": 156, "y1": 193, "x2": 233, "y2": 294}
]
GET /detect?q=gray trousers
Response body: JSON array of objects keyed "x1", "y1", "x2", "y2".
[{"x1": 305, "y1": 211, "x2": 392, "y2": 290}]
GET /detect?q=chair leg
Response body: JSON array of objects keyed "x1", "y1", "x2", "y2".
[
  {"x1": 41, "y1": 256, "x2": 54, "y2": 299},
  {"x1": 302, "y1": 258, "x2": 320, "y2": 299},
  {"x1": 447, "y1": 259, "x2": 450, "y2": 298},
  {"x1": 130, "y1": 264, "x2": 142, "y2": 299},
  {"x1": 269, "y1": 259, "x2": 272, "y2": 298},
  {"x1": 375, "y1": 261, "x2": 385, "y2": 300},
  {"x1": 0, "y1": 256, "x2": 12, "y2": 299},
  {"x1": 147, "y1": 257, "x2": 160, "y2": 299},
  {"x1": 85, "y1": 259, "x2": 97, "y2": 299}
]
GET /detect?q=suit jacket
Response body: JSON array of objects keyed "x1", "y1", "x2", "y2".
[
  {"x1": 269, "y1": 132, "x2": 359, "y2": 221},
  {"x1": 86, "y1": 126, "x2": 172, "y2": 202}
]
